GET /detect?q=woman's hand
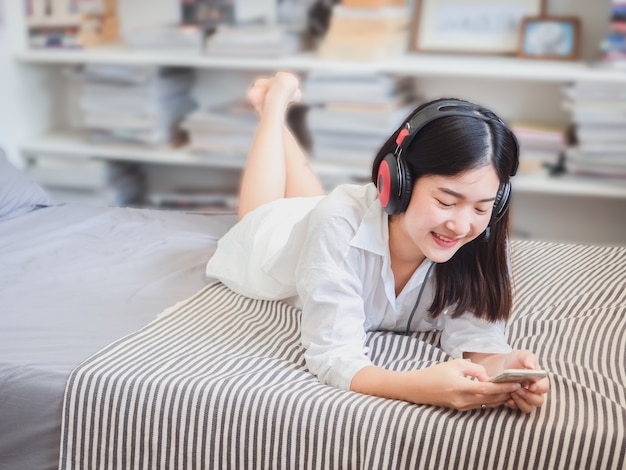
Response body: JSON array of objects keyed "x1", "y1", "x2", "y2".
[
  {"x1": 351, "y1": 359, "x2": 521, "y2": 411},
  {"x1": 465, "y1": 350, "x2": 550, "y2": 414},
  {"x1": 499, "y1": 350, "x2": 550, "y2": 413},
  {"x1": 403, "y1": 359, "x2": 522, "y2": 411}
]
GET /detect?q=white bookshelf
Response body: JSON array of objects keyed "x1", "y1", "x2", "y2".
[
  {"x1": 3, "y1": 0, "x2": 625, "y2": 245},
  {"x1": 15, "y1": 48, "x2": 626, "y2": 200},
  {"x1": 21, "y1": 131, "x2": 626, "y2": 200},
  {"x1": 15, "y1": 47, "x2": 626, "y2": 83}
]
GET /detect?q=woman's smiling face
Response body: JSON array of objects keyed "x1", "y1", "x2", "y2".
[{"x1": 391, "y1": 165, "x2": 501, "y2": 264}]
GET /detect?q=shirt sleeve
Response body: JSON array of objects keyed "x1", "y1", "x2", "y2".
[
  {"x1": 295, "y1": 213, "x2": 373, "y2": 391},
  {"x1": 440, "y1": 314, "x2": 512, "y2": 358},
  {"x1": 440, "y1": 237, "x2": 514, "y2": 358}
]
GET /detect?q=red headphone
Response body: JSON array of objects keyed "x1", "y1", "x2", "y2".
[{"x1": 376, "y1": 100, "x2": 519, "y2": 224}]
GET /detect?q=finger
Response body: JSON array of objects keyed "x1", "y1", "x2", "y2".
[
  {"x1": 477, "y1": 381, "x2": 521, "y2": 396},
  {"x1": 458, "y1": 360, "x2": 490, "y2": 382},
  {"x1": 515, "y1": 388, "x2": 545, "y2": 408},
  {"x1": 514, "y1": 350, "x2": 538, "y2": 370},
  {"x1": 506, "y1": 398, "x2": 518, "y2": 410},
  {"x1": 512, "y1": 388, "x2": 546, "y2": 413},
  {"x1": 511, "y1": 393, "x2": 534, "y2": 414},
  {"x1": 528, "y1": 377, "x2": 550, "y2": 394},
  {"x1": 252, "y1": 77, "x2": 270, "y2": 89},
  {"x1": 478, "y1": 391, "x2": 516, "y2": 410},
  {"x1": 291, "y1": 88, "x2": 302, "y2": 103}
]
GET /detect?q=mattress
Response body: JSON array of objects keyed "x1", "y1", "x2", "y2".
[
  {"x1": 0, "y1": 203, "x2": 235, "y2": 470},
  {"x1": 59, "y1": 241, "x2": 626, "y2": 469}
]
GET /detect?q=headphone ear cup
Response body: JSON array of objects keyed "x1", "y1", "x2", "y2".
[
  {"x1": 377, "y1": 153, "x2": 412, "y2": 215},
  {"x1": 377, "y1": 153, "x2": 399, "y2": 214},
  {"x1": 396, "y1": 158, "x2": 413, "y2": 213},
  {"x1": 491, "y1": 181, "x2": 511, "y2": 225}
]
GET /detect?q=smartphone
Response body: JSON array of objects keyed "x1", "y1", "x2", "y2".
[{"x1": 490, "y1": 369, "x2": 548, "y2": 384}]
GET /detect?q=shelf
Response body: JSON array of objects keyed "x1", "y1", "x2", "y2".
[
  {"x1": 512, "y1": 173, "x2": 626, "y2": 199},
  {"x1": 20, "y1": 132, "x2": 626, "y2": 199},
  {"x1": 14, "y1": 47, "x2": 626, "y2": 83},
  {"x1": 19, "y1": 132, "x2": 372, "y2": 179}
]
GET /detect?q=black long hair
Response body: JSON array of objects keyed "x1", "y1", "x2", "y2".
[{"x1": 371, "y1": 98, "x2": 519, "y2": 322}]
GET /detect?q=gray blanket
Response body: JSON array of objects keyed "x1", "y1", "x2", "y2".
[{"x1": 0, "y1": 204, "x2": 235, "y2": 470}]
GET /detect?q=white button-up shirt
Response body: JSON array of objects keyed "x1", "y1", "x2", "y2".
[{"x1": 206, "y1": 183, "x2": 512, "y2": 390}]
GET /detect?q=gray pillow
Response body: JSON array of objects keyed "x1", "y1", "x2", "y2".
[{"x1": 0, "y1": 148, "x2": 54, "y2": 221}]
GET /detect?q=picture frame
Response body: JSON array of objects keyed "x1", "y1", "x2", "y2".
[
  {"x1": 517, "y1": 16, "x2": 581, "y2": 61},
  {"x1": 411, "y1": 0, "x2": 546, "y2": 55}
]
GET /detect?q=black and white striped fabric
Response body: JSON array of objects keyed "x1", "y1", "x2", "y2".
[{"x1": 59, "y1": 240, "x2": 626, "y2": 470}]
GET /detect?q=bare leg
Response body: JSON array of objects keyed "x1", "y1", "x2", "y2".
[
  {"x1": 238, "y1": 72, "x2": 324, "y2": 220},
  {"x1": 283, "y1": 121, "x2": 325, "y2": 199}
]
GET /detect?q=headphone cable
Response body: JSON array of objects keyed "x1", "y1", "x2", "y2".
[{"x1": 405, "y1": 261, "x2": 436, "y2": 336}]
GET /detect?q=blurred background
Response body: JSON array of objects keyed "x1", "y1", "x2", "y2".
[{"x1": 0, "y1": 0, "x2": 624, "y2": 245}]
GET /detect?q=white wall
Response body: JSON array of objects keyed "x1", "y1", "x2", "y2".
[{"x1": 1, "y1": 1, "x2": 50, "y2": 167}]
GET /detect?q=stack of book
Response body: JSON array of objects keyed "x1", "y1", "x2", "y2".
[
  {"x1": 26, "y1": 0, "x2": 119, "y2": 49},
  {"x1": 122, "y1": 24, "x2": 208, "y2": 53},
  {"x1": 302, "y1": 71, "x2": 420, "y2": 168},
  {"x1": 317, "y1": 2, "x2": 409, "y2": 61},
  {"x1": 180, "y1": 98, "x2": 257, "y2": 158},
  {"x1": 147, "y1": 188, "x2": 239, "y2": 212},
  {"x1": 562, "y1": 81, "x2": 626, "y2": 179},
  {"x1": 26, "y1": 158, "x2": 145, "y2": 206},
  {"x1": 76, "y1": 65, "x2": 197, "y2": 146},
  {"x1": 598, "y1": 1, "x2": 626, "y2": 66},
  {"x1": 509, "y1": 121, "x2": 570, "y2": 174},
  {"x1": 204, "y1": 25, "x2": 303, "y2": 58}
]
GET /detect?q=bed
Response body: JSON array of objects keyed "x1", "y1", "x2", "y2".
[{"x1": 1, "y1": 152, "x2": 625, "y2": 470}]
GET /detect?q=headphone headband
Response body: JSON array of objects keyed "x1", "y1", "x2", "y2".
[
  {"x1": 397, "y1": 100, "x2": 518, "y2": 177},
  {"x1": 376, "y1": 99, "x2": 520, "y2": 217}
]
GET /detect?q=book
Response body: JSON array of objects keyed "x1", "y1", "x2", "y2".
[
  {"x1": 575, "y1": 124, "x2": 626, "y2": 142},
  {"x1": 307, "y1": 102, "x2": 417, "y2": 135},
  {"x1": 204, "y1": 25, "x2": 302, "y2": 58},
  {"x1": 180, "y1": 99, "x2": 257, "y2": 154},
  {"x1": 75, "y1": 65, "x2": 197, "y2": 146},
  {"x1": 302, "y1": 71, "x2": 413, "y2": 105}
]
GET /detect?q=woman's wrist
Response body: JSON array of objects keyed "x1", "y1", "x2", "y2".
[{"x1": 350, "y1": 366, "x2": 423, "y2": 403}]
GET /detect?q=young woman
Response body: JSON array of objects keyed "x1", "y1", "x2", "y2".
[{"x1": 206, "y1": 72, "x2": 550, "y2": 413}]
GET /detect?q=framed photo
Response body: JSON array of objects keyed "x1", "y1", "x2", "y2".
[
  {"x1": 412, "y1": 0, "x2": 546, "y2": 55},
  {"x1": 518, "y1": 16, "x2": 580, "y2": 60}
]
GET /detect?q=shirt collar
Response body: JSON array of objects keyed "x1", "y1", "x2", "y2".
[{"x1": 349, "y1": 195, "x2": 388, "y2": 257}]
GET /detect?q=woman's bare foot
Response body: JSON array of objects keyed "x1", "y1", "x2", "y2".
[{"x1": 247, "y1": 72, "x2": 301, "y2": 116}]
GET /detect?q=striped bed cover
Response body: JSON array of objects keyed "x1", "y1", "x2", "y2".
[{"x1": 59, "y1": 240, "x2": 626, "y2": 470}]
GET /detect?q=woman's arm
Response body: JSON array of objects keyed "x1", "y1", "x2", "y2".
[{"x1": 350, "y1": 359, "x2": 522, "y2": 411}]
